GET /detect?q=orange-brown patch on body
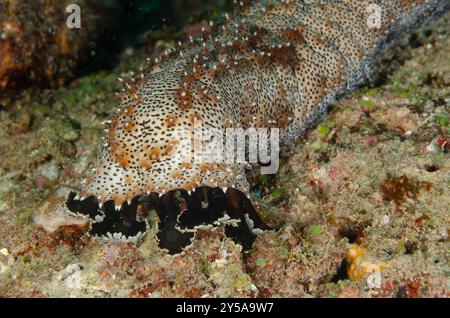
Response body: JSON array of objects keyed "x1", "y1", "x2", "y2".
[
  {"x1": 170, "y1": 170, "x2": 183, "y2": 180},
  {"x1": 223, "y1": 117, "x2": 234, "y2": 129},
  {"x1": 328, "y1": 61, "x2": 347, "y2": 89},
  {"x1": 165, "y1": 116, "x2": 178, "y2": 128},
  {"x1": 236, "y1": 0, "x2": 251, "y2": 13},
  {"x1": 244, "y1": 84, "x2": 254, "y2": 94},
  {"x1": 210, "y1": 93, "x2": 220, "y2": 104},
  {"x1": 261, "y1": 3, "x2": 275, "y2": 17},
  {"x1": 147, "y1": 146, "x2": 162, "y2": 161},
  {"x1": 203, "y1": 68, "x2": 217, "y2": 82},
  {"x1": 399, "y1": 0, "x2": 425, "y2": 10},
  {"x1": 313, "y1": 34, "x2": 324, "y2": 46},
  {"x1": 190, "y1": 112, "x2": 203, "y2": 125},
  {"x1": 124, "y1": 174, "x2": 135, "y2": 187},
  {"x1": 211, "y1": 60, "x2": 229, "y2": 78},
  {"x1": 249, "y1": 52, "x2": 269, "y2": 69},
  {"x1": 180, "y1": 162, "x2": 193, "y2": 170},
  {"x1": 115, "y1": 149, "x2": 132, "y2": 169},
  {"x1": 137, "y1": 148, "x2": 152, "y2": 170},
  {"x1": 191, "y1": 67, "x2": 202, "y2": 81},
  {"x1": 123, "y1": 118, "x2": 136, "y2": 134},
  {"x1": 277, "y1": 83, "x2": 287, "y2": 97},
  {"x1": 126, "y1": 84, "x2": 138, "y2": 95},
  {"x1": 176, "y1": 87, "x2": 193, "y2": 110},
  {"x1": 194, "y1": 85, "x2": 206, "y2": 105},
  {"x1": 277, "y1": 116, "x2": 291, "y2": 128},
  {"x1": 183, "y1": 73, "x2": 197, "y2": 85},
  {"x1": 130, "y1": 95, "x2": 143, "y2": 108},
  {"x1": 144, "y1": 59, "x2": 160, "y2": 74},
  {"x1": 136, "y1": 145, "x2": 163, "y2": 169},
  {"x1": 163, "y1": 140, "x2": 180, "y2": 156},
  {"x1": 107, "y1": 118, "x2": 133, "y2": 169},
  {"x1": 326, "y1": 19, "x2": 333, "y2": 30},
  {"x1": 199, "y1": 163, "x2": 214, "y2": 174},
  {"x1": 233, "y1": 40, "x2": 251, "y2": 55},
  {"x1": 269, "y1": 45, "x2": 298, "y2": 68},
  {"x1": 123, "y1": 104, "x2": 136, "y2": 116},
  {"x1": 282, "y1": 28, "x2": 305, "y2": 44},
  {"x1": 182, "y1": 181, "x2": 197, "y2": 192},
  {"x1": 112, "y1": 194, "x2": 126, "y2": 208},
  {"x1": 279, "y1": 0, "x2": 296, "y2": 11},
  {"x1": 190, "y1": 175, "x2": 202, "y2": 187},
  {"x1": 217, "y1": 163, "x2": 228, "y2": 173}
]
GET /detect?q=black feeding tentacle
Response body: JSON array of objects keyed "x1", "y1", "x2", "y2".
[
  {"x1": 66, "y1": 192, "x2": 102, "y2": 219},
  {"x1": 91, "y1": 197, "x2": 147, "y2": 241},
  {"x1": 150, "y1": 192, "x2": 194, "y2": 254},
  {"x1": 66, "y1": 187, "x2": 270, "y2": 253}
]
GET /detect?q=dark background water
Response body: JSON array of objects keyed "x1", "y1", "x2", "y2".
[{"x1": 81, "y1": 0, "x2": 232, "y2": 74}]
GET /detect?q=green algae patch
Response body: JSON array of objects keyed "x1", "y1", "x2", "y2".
[
  {"x1": 437, "y1": 113, "x2": 449, "y2": 128},
  {"x1": 270, "y1": 188, "x2": 283, "y2": 200},
  {"x1": 255, "y1": 258, "x2": 267, "y2": 267},
  {"x1": 317, "y1": 121, "x2": 335, "y2": 140},
  {"x1": 258, "y1": 174, "x2": 269, "y2": 185},
  {"x1": 358, "y1": 96, "x2": 376, "y2": 111},
  {"x1": 308, "y1": 224, "x2": 322, "y2": 235},
  {"x1": 0, "y1": 202, "x2": 7, "y2": 215},
  {"x1": 16, "y1": 207, "x2": 34, "y2": 225}
]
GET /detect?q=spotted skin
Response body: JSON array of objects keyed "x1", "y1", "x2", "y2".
[{"x1": 74, "y1": 1, "x2": 447, "y2": 227}]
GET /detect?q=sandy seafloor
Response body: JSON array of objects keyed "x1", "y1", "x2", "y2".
[{"x1": 0, "y1": 12, "x2": 448, "y2": 298}]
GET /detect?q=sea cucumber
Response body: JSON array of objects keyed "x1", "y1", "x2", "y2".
[{"x1": 66, "y1": 0, "x2": 449, "y2": 253}]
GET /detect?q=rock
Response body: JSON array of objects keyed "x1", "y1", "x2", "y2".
[
  {"x1": 55, "y1": 264, "x2": 83, "y2": 289},
  {"x1": 0, "y1": 171, "x2": 20, "y2": 194},
  {"x1": 372, "y1": 107, "x2": 419, "y2": 134},
  {"x1": 0, "y1": 247, "x2": 14, "y2": 275},
  {"x1": 33, "y1": 186, "x2": 90, "y2": 233},
  {"x1": 367, "y1": 271, "x2": 382, "y2": 289},
  {"x1": 35, "y1": 162, "x2": 60, "y2": 188},
  {"x1": 74, "y1": 151, "x2": 93, "y2": 175},
  {"x1": 62, "y1": 130, "x2": 79, "y2": 142}
]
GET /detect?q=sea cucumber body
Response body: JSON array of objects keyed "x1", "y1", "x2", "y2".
[{"x1": 78, "y1": 0, "x2": 448, "y2": 208}]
